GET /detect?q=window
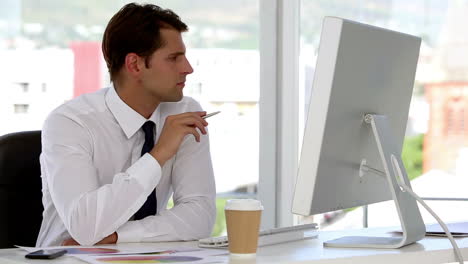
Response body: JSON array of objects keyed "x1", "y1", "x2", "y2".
[
  {"x1": 0, "y1": 0, "x2": 260, "y2": 236},
  {"x1": 300, "y1": 0, "x2": 468, "y2": 229}
]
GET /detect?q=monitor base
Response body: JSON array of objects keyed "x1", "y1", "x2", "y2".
[{"x1": 324, "y1": 235, "x2": 407, "y2": 249}]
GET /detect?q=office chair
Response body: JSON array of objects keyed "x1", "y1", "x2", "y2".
[{"x1": 0, "y1": 131, "x2": 43, "y2": 248}]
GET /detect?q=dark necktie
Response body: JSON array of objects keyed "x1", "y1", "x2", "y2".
[{"x1": 134, "y1": 121, "x2": 157, "y2": 220}]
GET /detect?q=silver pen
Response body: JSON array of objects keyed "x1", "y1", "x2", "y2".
[{"x1": 202, "y1": 111, "x2": 221, "y2": 119}]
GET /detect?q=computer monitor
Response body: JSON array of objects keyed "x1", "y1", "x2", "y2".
[{"x1": 292, "y1": 17, "x2": 426, "y2": 249}]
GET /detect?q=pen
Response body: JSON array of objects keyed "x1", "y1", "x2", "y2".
[{"x1": 202, "y1": 111, "x2": 221, "y2": 119}]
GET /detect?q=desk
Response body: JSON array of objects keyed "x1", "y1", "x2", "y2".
[{"x1": 1, "y1": 227, "x2": 467, "y2": 264}]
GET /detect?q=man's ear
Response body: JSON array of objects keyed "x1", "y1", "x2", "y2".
[{"x1": 124, "y1": 53, "x2": 145, "y2": 77}]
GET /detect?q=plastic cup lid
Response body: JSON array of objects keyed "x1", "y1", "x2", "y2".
[{"x1": 225, "y1": 199, "x2": 264, "y2": 211}]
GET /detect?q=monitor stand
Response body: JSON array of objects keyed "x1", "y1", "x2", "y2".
[{"x1": 324, "y1": 114, "x2": 426, "y2": 249}]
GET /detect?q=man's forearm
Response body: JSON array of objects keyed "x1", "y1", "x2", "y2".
[{"x1": 116, "y1": 196, "x2": 216, "y2": 243}]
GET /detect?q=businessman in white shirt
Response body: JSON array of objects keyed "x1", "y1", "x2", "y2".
[{"x1": 36, "y1": 3, "x2": 216, "y2": 246}]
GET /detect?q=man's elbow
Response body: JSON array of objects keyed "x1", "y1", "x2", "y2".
[
  {"x1": 65, "y1": 213, "x2": 102, "y2": 246},
  {"x1": 196, "y1": 219, "x2": 215, "y2": 239},
  {"x1": 176, "y1": 202, "x2": 216, "y2": 240},
  {"x1": 180, "y1": 222, "x2": 213, "y2": 240},
  {"x1": 189, "y1": 204, "x2": 216, "y2": 240}
]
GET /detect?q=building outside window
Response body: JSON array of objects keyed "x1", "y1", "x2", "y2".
[
  {"x1": 13, "y1": 104, "x2": 29, "y2": 114},
  {"x1": 300, "y1": 0, "x2": 468, "y2": 230},
  {"x1": 18, "y1": 82, "x2": 29, "y2": 92}
]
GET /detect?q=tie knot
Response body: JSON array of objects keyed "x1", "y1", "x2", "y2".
[
  {"x1": 142, "y1": 121, "x2": 155, "y2": 136},
  {"x1": 141, "y1": 121, "x2": 155, "y2": 156}
]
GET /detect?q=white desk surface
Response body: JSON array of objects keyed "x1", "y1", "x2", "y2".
[{"x1": 1, "y1": 227, "x2": 467, "y2": 264}]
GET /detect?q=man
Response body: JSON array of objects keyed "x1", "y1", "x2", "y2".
[{"x1": 36, "y1": 3, "x2": 216, "y2": 247}]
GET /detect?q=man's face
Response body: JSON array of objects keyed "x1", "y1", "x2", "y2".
[{"x1": 140, "y1": 28, "x2": 193, "y2": 102}]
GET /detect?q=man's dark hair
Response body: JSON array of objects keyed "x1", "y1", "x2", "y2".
[{"x1": 102, "y1": 3, "x2": 188, "y2": 81}]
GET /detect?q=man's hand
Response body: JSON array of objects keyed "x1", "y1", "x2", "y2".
[
  {"x1": 150, "y1": 111, "x2": 208, "y2": 166},
  {"x1": 61, "y1": 232, "x2": 118, "y2": 246}
]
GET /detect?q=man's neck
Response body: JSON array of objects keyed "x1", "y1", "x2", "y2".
[{"x1": 113, "y1": 81, "x2": 160, "y2": 119}]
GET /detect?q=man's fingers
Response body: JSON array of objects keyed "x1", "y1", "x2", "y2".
[
  {"x1": 187, "y1": 119, "x2": 208, "y2": 135},
  {"x1": 151, "y1": 112, "x2": 209, "y2": 165},
  {"x1": 177, "y1": 117, "x2": 208, "y2": 132},
  {"x1": 186, "y1": 127, "x2": 201, "y2": 142},
  {"x1": 193, "y1": 120, "x2": 207, "y2": 134},
  {"x1": 174, "y1": 111, "x2": 206, "y2": 120},
  {"x1": 188, "y1": 115, "x2": 208, "y2": 126}
]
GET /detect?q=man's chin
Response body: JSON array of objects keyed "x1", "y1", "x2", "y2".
[{"x1": 163, "y1": 94, "x2": 184, "y2": 102}]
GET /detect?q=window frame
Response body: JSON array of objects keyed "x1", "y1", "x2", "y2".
[{"x1": 258, "y1": 0, "x2": 300, "y2": 229}]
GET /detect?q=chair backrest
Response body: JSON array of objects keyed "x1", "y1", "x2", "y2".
[{"x1": 0, "y1": 131, "x2": 43, "y2": 248}]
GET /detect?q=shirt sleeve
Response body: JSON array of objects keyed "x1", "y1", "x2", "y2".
[
  {"x1": 116, "y1": 107, "x2": 217, "y2": 243},
  {"x1": 41, "y1": 112, "x2": 162, "y2": 246}
]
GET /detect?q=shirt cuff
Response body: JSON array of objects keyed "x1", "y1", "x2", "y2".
[
  {"x1": 126, "y1": 153, "x2": 162, "y2": 190},
  {"x1": 116, "y1": 220, "x2": 145, "y2": 243}
]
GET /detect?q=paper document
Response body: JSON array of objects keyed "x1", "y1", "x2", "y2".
[
  {"x1": 425, "y1": 222, "x2": 468, "y2": 237},
  {"x1": 19, "y1": 245, "x2": 226, "y2": 264},
  {"x1": 393, "y1": 221, "x2": 468, "y2": 237},
  {"x1": 18, "y1": 245, "x2": 224, "y2": 257},
  {"x1": 75, "y1": 248, "x2": 225, "y2": 264}
]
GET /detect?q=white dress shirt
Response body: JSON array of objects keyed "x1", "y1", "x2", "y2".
[{"x1": 36, "y1": 86, "x2": 216, "y2": 247}]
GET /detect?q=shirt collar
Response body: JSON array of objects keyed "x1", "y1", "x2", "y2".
[{"x1": 105, "y1": 84, "x2": 160, "y2": 139}]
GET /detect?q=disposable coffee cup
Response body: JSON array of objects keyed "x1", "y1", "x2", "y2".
[{"x1": 225, "y1": 199, "x2": 264, "y2": 257}]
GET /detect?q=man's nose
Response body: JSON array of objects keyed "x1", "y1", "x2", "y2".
[{"x1": 182, "y1": 58, "x2": 194, "y2": 74}]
